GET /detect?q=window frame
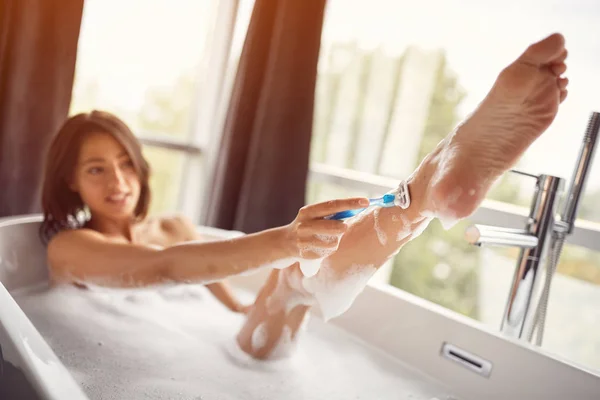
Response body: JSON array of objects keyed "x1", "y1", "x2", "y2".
[{"x1": 136, "y1": 0, "x2": 240, "y2": 222}]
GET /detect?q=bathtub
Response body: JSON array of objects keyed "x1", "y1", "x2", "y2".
[{"x1": 1, "y1": 215, "x2": 599, "y2": 399}]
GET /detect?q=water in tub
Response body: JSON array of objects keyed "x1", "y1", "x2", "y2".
[{"x1": 12, "y1": 280, "x2": 457, "y2": 400}]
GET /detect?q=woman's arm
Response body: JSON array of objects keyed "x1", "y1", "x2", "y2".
[
  {"x1": 47, "y1": 198, "x2": 368, "y2": 288},
  {"x1": 47, "y1": 227, "x2": 289, "y2": 287}
]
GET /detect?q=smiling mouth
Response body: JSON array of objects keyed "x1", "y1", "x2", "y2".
[{"x1": 105, "y1": 193, "x2": 131, "y2": 204}]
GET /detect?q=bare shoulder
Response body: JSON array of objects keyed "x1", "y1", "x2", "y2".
[
  {"x1": 48, "y1": 228, "x2": 105, "y2": 250},
  {"x1": 47, "y1": 229, "x2": 106, "y2": 268},
  {"x1": 156, "y1": 214, "x2": 198, "y2": 241}
]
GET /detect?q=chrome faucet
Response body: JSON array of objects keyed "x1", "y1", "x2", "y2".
[{"x1": 465, "y1": 111, "x2": 600, "y2": 344}]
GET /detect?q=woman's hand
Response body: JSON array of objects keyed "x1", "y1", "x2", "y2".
[
  {"x1": 284, "y1": 197, "x2": 369, "y2": 260},
  {"x1": 235, "y1": 303, "x2": 253, "y2": 314}
]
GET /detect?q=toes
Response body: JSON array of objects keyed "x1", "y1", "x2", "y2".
[
  {"x1": 560, "y1": 89, "x2": 568, "y2": 103},
  {"x1": 555, "y1": 48, "x2": 568, "y2": 64},
  {"x1": 551, "y1": 62, "x2": 567, "y2": 76},
  {"x1": 521, "y1": 33, "x2": 566, "y2": 66},
  {"x1": 558, "y1": 77, "x2": 569, "y2": 90}
]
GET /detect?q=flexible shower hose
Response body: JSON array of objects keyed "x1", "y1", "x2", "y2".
[{"x1": 529, "y1": 230, "x2": 566, "y2": 346}]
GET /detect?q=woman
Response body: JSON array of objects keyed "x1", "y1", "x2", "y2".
[
  {"x1": 40, "y1": 110, "x2": 365, "y2": 313},
  {"x1": 42, "y1": 33, "x2": 568, "y2": 359}
]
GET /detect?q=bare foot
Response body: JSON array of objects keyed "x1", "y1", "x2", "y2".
[{"x1": 425, "y1": 33, "x2": 569, "y2": 220}]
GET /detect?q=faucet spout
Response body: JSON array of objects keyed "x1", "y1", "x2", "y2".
[{"x1": 465, "y1": 225, "x2": 538, "y2": 248}]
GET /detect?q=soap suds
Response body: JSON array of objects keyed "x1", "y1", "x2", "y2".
[
  {"x1": 298, "y1": 257, "x2": 324, "y2": 278},
  {"x1": 373, "y1": 208, "x2": 388, "y2": 246},
  {"x1": 266, "y1": 270, "x2": 315, "y2": 315},
  {"x1": 302, "y1": 263, "x2": 377, "y2": 321},
  {"x1": 12, "y1": 283, "x2": 450, "y2": 399},
  {"x1": 269, "y1": 325, "x2": 296, "y2": 360},
  {"x1": 420, "y1": 208, "x2": 457, "y2": 232},
  {"x1": 411, "y1": 217, "x2": 433, "y2": 238},
  {"x1": 251, "y1": 323, "x2": 268, "y2": 351},
  {"x1": 397, "y1": 230, "x2": 412, "y2": 242},
  {"x1": 301, "y1": 246, "x2": 335, "y2": 259},
  {"x1": 315, "y1": 234, "x2": 338, "y2": 244},
  {"x1": 437, "y1": 212, "x2": 460, "y2": 231},
  {"x1": 445, "y1": 187, "x2": 463, "y2": 205}
]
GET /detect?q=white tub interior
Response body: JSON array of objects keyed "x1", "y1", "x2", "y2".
[{"x1": 2, "y1": 215, "x2": 600, "y2": 400}]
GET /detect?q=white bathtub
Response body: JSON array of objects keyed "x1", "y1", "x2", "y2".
[{"x1": 1, "y1": 215, "x2": 599, "y2": 399}]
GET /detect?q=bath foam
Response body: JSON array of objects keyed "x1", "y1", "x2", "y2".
[
  {"x1": 251, "y1": 323, "x2": 268, "y2": 351},
  {"x1": 302, "y1": 262, "x2": 377, "y2": 322},
  {"x1": 13, "y1": 282, "x2": 451, "y2": 399},
  {"x1": 225, "y1": 335, "x2": 299, "y2": 373},
  {"x1": 269, "y1": 325, "x2": 296, "y2": 360}
]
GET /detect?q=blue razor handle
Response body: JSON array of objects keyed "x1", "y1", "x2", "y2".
[{"x1": 325, "y1": 193, "x2": 396, "y2": 220}]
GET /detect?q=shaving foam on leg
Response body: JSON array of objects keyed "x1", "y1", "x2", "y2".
[
  {"x1": 373, "y1": 208, "x2": 388, "y2": 246},
  {"x1": 302, "y1": 261, "x2": 376, "y2": 322}
]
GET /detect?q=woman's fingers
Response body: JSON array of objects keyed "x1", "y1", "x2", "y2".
[
  {"x1": 297, "y1": 197, "x2": 369, "y2": 220},
  {"x1": 292, "y1": 197, "x2": 369, "y2": 260},
  {"x1": 296, "y1": 219, "x2": 347, "y2": 236}
]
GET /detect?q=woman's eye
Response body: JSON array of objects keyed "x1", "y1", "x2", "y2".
[
  {"x1": 122, "y1": 160, "x2": 134, "y2": 169},
  {"x1": 88, "y1": 167, "x2": 103, "y2": 175}
]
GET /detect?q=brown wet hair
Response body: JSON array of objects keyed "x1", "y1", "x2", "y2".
[{"x1": 40, "y1": 110, "x2": 151, "y2": 244}]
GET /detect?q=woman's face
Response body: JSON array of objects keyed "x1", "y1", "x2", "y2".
[{"x1": 71, "y1": 132, "x2": 141, "y2": 220}]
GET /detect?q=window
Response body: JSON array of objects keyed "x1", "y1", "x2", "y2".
[
  {"x1": 312, "y1": 0, "x2": 600, "y2": 372},
  {"x1": 70, "y1": 0, "x2": 237, "y2": 219}
]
